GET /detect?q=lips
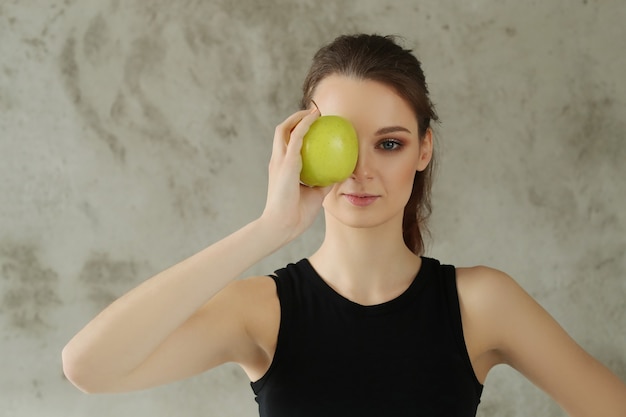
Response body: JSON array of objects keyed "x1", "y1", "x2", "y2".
[{"x1": 343, "y1": 193, "x2": 380, "y2": 207}]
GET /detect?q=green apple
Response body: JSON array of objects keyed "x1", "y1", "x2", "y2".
[{"x1": 300, "y1": 115, "x2": 359, "y2": 187}]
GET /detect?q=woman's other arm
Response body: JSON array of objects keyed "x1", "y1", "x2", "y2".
[{"x1": 458, "y1": 266, "x2": 626, "y2": 417}]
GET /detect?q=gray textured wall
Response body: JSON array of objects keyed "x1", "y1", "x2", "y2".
[{"x1": 1, "y1": 1, "x2": 624, "y2": 416}]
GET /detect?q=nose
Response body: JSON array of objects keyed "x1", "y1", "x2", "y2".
[{"x1": 350, "y1": 147, "x2": 373, "y2": 181}]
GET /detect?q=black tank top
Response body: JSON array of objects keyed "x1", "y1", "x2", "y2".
[{"x1": 250, "y1": 257, "x2": 483, "y2": 416}]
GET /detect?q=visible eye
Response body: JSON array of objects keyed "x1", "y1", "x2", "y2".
[{"x1": 377, "y1": 139, "x2": 403, "y2": 151}]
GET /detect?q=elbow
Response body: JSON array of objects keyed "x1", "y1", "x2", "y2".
[{"x1": 61, "y1": 344, "x2": 106, "y2": 394}]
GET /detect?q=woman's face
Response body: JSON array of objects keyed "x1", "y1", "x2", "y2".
[{"x1": 311, "y1": 74, "x2": 432, "y2": 230}]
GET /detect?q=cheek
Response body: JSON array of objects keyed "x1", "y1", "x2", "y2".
[
  {"x1": 322, "y1": 184, "x2": 341, "y2": 208},
  {"x1": 390, "y1": 158, "x2": 419, "y2": 200},
  {"x1": 395, "y1": 158, "x2": 419, "y2": 185}
]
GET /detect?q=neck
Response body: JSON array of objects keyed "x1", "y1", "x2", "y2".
[{"x1": 308, "y1": 213, "x2": 422, "y2": 305}]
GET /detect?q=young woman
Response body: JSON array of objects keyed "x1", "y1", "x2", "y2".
[{"x1": 62, "y1": 34, "x2": 626, "y2": 416}]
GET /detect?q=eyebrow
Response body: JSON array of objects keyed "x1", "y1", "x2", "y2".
[{"x1": 375, "y1": 126, "x2": 412, "y2": 136}]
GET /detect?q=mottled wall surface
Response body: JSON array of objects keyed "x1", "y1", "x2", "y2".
[{"x1": 1, "y1": 1, "x2": 624, "y2": 416}]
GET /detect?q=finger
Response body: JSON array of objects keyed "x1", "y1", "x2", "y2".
[
  {"x1": 271, "y1": 109, "x2": 312, "y2": 162},
  {"x1": 277, "y1": 109, "x2": 314, "y2": 142},
  {"x1": 285, "y1": 107, "x2": 320, "y2": 159}
]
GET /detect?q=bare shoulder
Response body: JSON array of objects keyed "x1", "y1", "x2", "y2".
[
  {"x1": 451, "y1": 265, "x2": 524, "y2": 380},
  {"x1": 454, "y1": 264, "x2": 548, "y2": 352},
  {"x1": 218, "y1": 274, "x2": 280, "y2": 341},
  {"x1": 455, "y1": 264, "x2": 520, "y2": 295},
  {"x1": 216, "y1": 275, "x2": 280, "y2": 380},
  {"x1": 454, "y1": 264, "x2": 626, "y2": 416},
  {"x1": 223, "y1": 274, "x2": 278, "y2": 304},
  {"x1": 454, "y1": 265, "x2": 529, "y2": 326}
]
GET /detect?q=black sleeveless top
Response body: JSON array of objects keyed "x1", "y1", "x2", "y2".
[{"x1": 250, "y1": 257, "x2": 483, "y2": 416}]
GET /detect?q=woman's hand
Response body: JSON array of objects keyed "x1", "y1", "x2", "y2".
[{"x1": 261, "y1": 107, "x2": 332, "y2": 244}]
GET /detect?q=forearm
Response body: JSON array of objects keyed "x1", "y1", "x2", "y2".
[{"x1": 62, "y1": 217, "x2": 284, "y2": 385}]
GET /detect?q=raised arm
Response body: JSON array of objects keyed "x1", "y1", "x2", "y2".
[
  {"x1": 457, "y1": 266, "x2": 626, "y2": 417},
  {"x1": 62, "y1": 107, "x2": 328, "y2": 393}
]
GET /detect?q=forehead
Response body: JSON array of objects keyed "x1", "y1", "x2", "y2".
[{"x1": 311, "y1": 75, "x2": 418, "y2": 134}]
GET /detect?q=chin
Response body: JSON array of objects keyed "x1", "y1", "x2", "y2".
[{"x1": 325, "y1": 208, "x2": 403, "y2": 231}]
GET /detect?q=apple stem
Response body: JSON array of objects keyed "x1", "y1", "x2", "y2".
[{"x1": 311, "y1": 99, "x2": 320, "y2": 114}]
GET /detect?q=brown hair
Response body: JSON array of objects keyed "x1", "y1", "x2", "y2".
[{"x1": 300, "y1": 34, "x2": 439, "y2": 255}]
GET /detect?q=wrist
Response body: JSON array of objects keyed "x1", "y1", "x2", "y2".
[{"x1": 254, "y1": 213, "x2": 296, "y2": 249}]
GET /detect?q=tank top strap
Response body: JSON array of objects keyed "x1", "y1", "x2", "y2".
[{"x1": 439, "y1": 263, "x2": 483, "y2": 394}]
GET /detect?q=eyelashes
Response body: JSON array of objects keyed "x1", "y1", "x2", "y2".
[{"x1": 377, "y1": 139, "x2": 403, "y2": 151}]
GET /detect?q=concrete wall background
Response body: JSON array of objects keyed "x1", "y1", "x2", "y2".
[{"x1": 1, "y1": 1, "x2": 624, "y2": 416}]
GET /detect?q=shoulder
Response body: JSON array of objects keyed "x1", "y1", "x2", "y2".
[
  {"x1": 454, "y1": 262, "x2": 591, "y2": 367},
  {"x1": 218, "y1": 275, "x2": 280, "y2": 328},
  {"x1": 451, "y1": 265, "x2": 527, "y2": 366},
  {"x1": 454, "y1": 264, "x2": 543, "y2": 329},
  {"x1": 453, "y1": 264, "x2": 626, "y2": 415},
  {"x1": 454, "y1": 265, "x2": 526, "y2": 310},
  {"x1": 208, "y1": 275, "x2": 280, "y2": 377},
  {"x1": 453, "y1": 264, "x2": 531, "y2": 328},
  {"x1": 225, "y1": 261, "x2": 305, "y2": 305},
  {"x1": 201, "y1": 275, "x2": 279, "y2": 335},
  {"x1": 226, "y1": 274, "x2": 278, "y2": 298},
  {"x1": 452, "y1": 264, "x2": 549, "y2": 364}
]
